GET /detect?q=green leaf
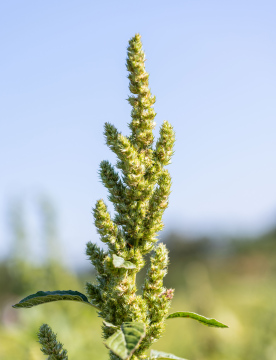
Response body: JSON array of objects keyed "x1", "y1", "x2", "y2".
[
  {"x1": 104, "y1": 322, "x2": 145, "y2": 360},
  {"x1": 103, "y1": 321, "x2": 119, "y2": 329},
  {"x1": 112, "y1": 254, "x2": 136, "y2": 269},
  {"x1": 105, "y1": 329, "x2": 127, "y2": 359},
  {"x1": 166, "y1": 311, "x2": 228, "y2": 328},
  {"x1": 151, "y1": 349, "x2": 188, "y2": 359},
  {"x1": 12, "y1": 290, "x2": 98, "y2": 309}
]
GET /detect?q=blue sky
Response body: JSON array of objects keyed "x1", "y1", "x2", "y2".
[{"x1": 1, "y1": 1, "x2": 276, "y2": 266}]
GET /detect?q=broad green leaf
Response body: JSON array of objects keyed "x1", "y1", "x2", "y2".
[
  {"x1": 167, "y1": 311, "x2": 228, "y2": 328},
  {"x1": 12, "y1": 290, "x2": 98, "y2": 309},
  {"x1": 151, "y1": 349, "x2": 188, "y2": 359},
  {"x1": 113, "y1": 254, "x2": 136, "y2": 269},
  {"x1": 104, "y1": 322, "x2": 145, "y2": 360}
]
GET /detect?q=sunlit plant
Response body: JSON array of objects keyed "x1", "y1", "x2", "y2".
[{"x1": 13, "y1": 34, "x2": 228, "y2": 360}]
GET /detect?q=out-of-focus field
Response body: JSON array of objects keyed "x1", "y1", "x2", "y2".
[{"x1": 1, "y1": 206, "x2": 276, "y2": 359}]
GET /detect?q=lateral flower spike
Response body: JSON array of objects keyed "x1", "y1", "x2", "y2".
[
  {"x1": 38, "y1": 323, "x2": 68, "y2": 360},
  {"x1": 141, "y1": 243, "x2": 173, "y2": 351},
  {"x1": 93, "y1": 200, "x2": 119, "y2": 249},
  {"x1": 155, "y1": 121, "x2": 175, "y2": 166}
]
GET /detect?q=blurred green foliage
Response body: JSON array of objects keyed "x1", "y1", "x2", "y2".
[{"x1": 1, "y1": 200, "x2": 276, "y2": 359}]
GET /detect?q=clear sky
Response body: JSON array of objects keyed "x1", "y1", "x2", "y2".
[{"x1": 1, "y1": 1, "x2": 276, "y2": 266}]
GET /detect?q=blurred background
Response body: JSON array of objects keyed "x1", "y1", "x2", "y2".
[{"x1": 1, "y1": 1, "x2": 276, "y2": 359}]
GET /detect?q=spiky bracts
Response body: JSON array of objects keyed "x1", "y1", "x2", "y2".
[
  {"x1": 38, "y1": 324, "x2": 68, "y2": 360},
  {"x1": 86, "y1": 34, "x2": 175, "y2": 359}
]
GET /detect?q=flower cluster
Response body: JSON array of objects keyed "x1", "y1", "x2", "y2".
[
  {"x1": 86, "y1": 34, "x2": 175, "y2": 359},
  {"x1": 38, "y1": 324, "x2": 68, "y2": 360}
]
